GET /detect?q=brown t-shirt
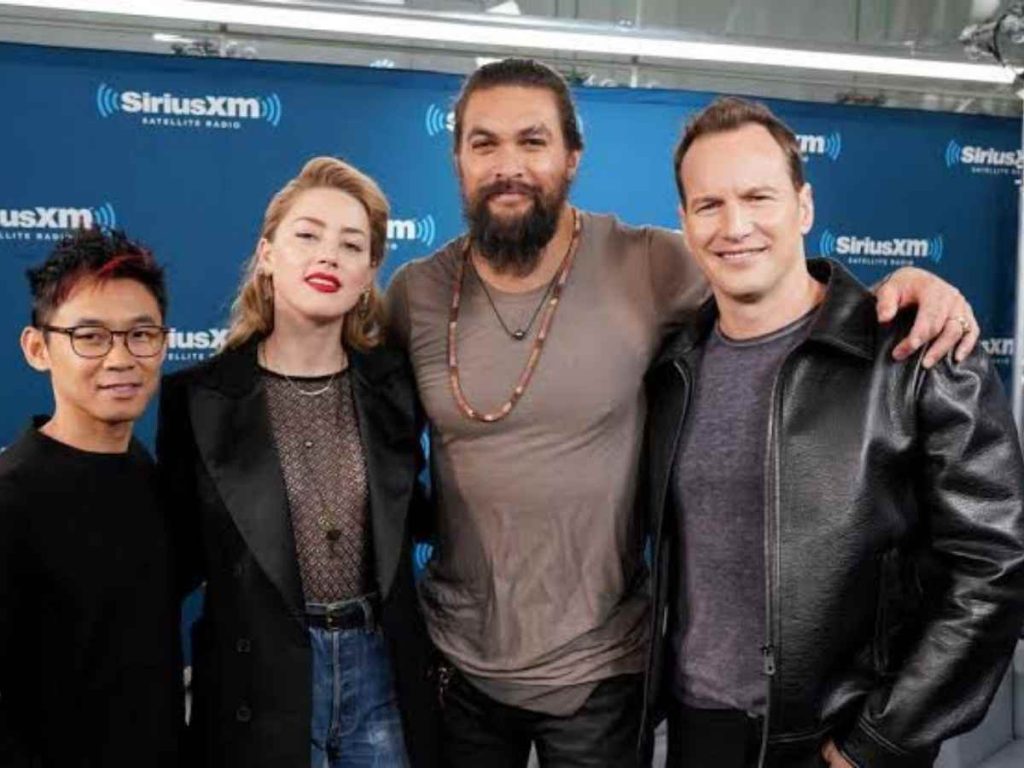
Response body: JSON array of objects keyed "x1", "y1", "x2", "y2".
[{"x1": 386, "y1": 211, "x2": 707, "y2": 714}]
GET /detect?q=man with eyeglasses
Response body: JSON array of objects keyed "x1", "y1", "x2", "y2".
[{"x1": 0, "y1": 228, "x2": 183, "y2": 767}]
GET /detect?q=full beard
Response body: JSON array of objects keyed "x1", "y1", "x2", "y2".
[{"x1": 463, "y1": 176, "x2": 571, "y2": 277}]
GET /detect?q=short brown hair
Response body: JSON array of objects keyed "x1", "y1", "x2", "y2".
[
  {"x1": 452, "y1": 58, "x2": 584, "y2": 154},
  {"x1": 673, "y1": 96, "x2": 805, "y2": 206},
  {"x1": 224, "y1": 156, "x2": 389, "y2": 352}
]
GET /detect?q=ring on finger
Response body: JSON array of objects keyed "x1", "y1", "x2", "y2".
[{"x1": 952, "y1": 315, "x2": 970, "y2": 334}]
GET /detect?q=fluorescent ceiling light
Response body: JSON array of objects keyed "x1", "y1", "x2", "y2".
[
  {"x1": 0, "y1": 0, "x2": 1015, "y2": 85},
  {"x1": 487, "y1": 1, "x2": 521, "y2": 15},
  {"x1": 152, "y1": 32, "x2": 190, "y2": 43}
]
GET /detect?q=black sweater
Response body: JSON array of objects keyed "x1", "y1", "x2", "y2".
[{"x1": 0, "y1": 422, "x2": 182, "y2": 767}]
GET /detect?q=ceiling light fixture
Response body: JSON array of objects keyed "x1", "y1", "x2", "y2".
[{"x1": 0, "y1": 0, "x2": 1015, "y2": 84}]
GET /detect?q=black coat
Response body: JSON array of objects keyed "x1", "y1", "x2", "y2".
[
  {"x1": 640, "y1": 260, "x2": 1024, "y2": 767},
  {"x1": 156, "y1": 339, "x2": 439, "y2": 768}
]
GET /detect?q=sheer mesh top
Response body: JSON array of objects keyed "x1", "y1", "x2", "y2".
[{"x1": 262, "y1": 368, "x2": 373, "y2": 603}]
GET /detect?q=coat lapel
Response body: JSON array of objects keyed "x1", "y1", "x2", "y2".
[
  {"x1": 349, "y1": 348, "x2": 416, "y2": 603},
  {"x1": 189, "y1": 342, "x2": 305, "y2": 624}
]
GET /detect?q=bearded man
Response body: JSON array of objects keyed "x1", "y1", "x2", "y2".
[{"x1": 384, "y1": 58, "x2": 979, "y2": 768}]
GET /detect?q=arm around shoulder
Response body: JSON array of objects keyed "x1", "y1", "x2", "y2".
[{"x1": 645, "y1": 226, "x2": 710, "y2": 329}]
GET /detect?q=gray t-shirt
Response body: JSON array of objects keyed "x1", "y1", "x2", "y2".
[
  {"x1": 386, "y1": 211, "x2": 707, "y2": 714},
  {"x1": 672, "y1": 311, "x2": 814, "y2": 714}
]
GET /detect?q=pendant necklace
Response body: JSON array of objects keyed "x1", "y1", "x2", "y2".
[{"x1": 447, "y1": 208, "x2": 581, "y2": 423}]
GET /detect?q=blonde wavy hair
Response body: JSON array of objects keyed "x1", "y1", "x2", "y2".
[{"x1": 224, "y1": 156, "x2": 390, "y2": 352}]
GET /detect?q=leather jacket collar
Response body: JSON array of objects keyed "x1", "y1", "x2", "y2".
[{"x1": 653, "y1": 259, "x2": 876, "y2": 367}]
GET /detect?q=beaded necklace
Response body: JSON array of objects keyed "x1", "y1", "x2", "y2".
[{"x1": 447, "y1": 209, "x2": 581, "y2": 423}]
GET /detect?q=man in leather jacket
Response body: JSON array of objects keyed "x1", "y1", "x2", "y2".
[{"x1": 641, "y1": 96, "x2": 1024, "y2": 768}]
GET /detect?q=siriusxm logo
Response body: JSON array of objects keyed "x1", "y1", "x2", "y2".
[
  {"x1": 796, "y1": 131, "x2": 842, "y2": 161},
  {"x1": 413, "y1": 542, "x2": 434, "y2": 571},
  {"x1": 424, "y1": 103, "x2": 454, "y2": 137},
  {"x1": 0, "y1": 202, "x2": 116, "y2": 231},
  {"x1": 168, "y1": 327, "x2": 228, "y2": 350},
  {"x1": 388, "y1": 215, "x2": 437, "y2": 248},
  {"x1": 945, "y1": 140, "x2": 1022, "y2": 173},
  {"x1": 819, "y1": 230, "x2": 944, "y2": 264},
  {"x1": 167, "y1": 327, "x2": 228, "y2": 363},
  {"x1": 982, "y1": 337, "x2": 1013, "y2": 358},
  {"x1": 96, "y1": 83, "x2": 282, "y2": 128}
]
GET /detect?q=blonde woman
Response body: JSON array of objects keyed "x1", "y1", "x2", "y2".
[{"x1": 157, "y1": 157, "x2": 438, "y2": 768}]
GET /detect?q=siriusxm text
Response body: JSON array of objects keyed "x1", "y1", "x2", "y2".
[
  {"x1": 959, "y1": 146, "x2": 1023, "y2": 168},
  {"x1": 835, "y1": 236, "x2": 931, "y2": 258},
  {"x1": 168, "y1": 328, "x2": 228, "y2": 350},
  {"x1": 0, "y1": 208, "x2": 93, "y2": 229},
  {"x1": 121, "y1": 92, "x2": 262, "y2": 119}
]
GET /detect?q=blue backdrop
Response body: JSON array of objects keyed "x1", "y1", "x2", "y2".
[
  {"x1": 1, "y1": 41, "x2": 1021, "y2": 660},
  {"x1": 1, "y1": 41, "x2": 1020, "y2": 446}
]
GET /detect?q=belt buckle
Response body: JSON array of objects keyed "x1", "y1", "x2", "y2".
[{"x1": 311, "y1": 595, "x2": 376, "y2": 631}]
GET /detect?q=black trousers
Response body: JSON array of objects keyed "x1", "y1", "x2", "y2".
[
  {"x1": 440, "y1": 669, "x2": 645, "y2": 768},
  {"x1": 666, "y1": 703, "x2": 827, "y2": 768}
]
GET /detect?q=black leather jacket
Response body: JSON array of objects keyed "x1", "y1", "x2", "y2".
[{"x1": 640, "y1": 260, "x2": 1024, "y2": 767}]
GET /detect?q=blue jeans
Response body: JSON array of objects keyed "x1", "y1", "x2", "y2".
[{"x1": 309, "y1": 602, "x2": 409, "y2": 768}]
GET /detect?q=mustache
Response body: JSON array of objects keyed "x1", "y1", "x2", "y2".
[
  {"x1": 463, "y1": 176, "x2": 566, "y2": 277},
  {"x1": 478, "y1": 179, "x2": 542, "y2": 202}
]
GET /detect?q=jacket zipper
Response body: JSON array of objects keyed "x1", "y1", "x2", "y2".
[{"x1": 757, "y1": 352, "x2": 795, "y2": 768}]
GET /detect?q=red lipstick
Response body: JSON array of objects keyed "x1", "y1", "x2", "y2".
[{"x1": 305, "y1": 272, "x2": 342, "y2": 293}]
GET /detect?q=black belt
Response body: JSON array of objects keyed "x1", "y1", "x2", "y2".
[{"x1": 305, "y1": 595, "x2": 379, "y2": 631}]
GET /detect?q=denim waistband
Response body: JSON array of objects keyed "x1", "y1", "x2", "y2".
[{"x1": 306, "y1": 593, "x2": 379, "y2": 631}]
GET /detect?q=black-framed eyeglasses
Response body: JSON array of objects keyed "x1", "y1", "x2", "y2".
[{"x1": 40, "y1": 324, "x2": 169, "y2": 359}]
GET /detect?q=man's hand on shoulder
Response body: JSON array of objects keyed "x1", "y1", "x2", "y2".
[{"x1": 873, "y1": 267, "x2": 978, "y2": 368}]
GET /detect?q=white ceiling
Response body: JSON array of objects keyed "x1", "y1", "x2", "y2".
[{"x1": 0, "y1": 0, "x2": 1019, "y2": 115}]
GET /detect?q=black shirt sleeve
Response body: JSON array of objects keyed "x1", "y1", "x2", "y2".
[
  {"x1": 156, "y1": 374, "x2": 207, "y2": 598},
  {"x1": 0, "y1": 480, "x2": 33, "y2": 766}
]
